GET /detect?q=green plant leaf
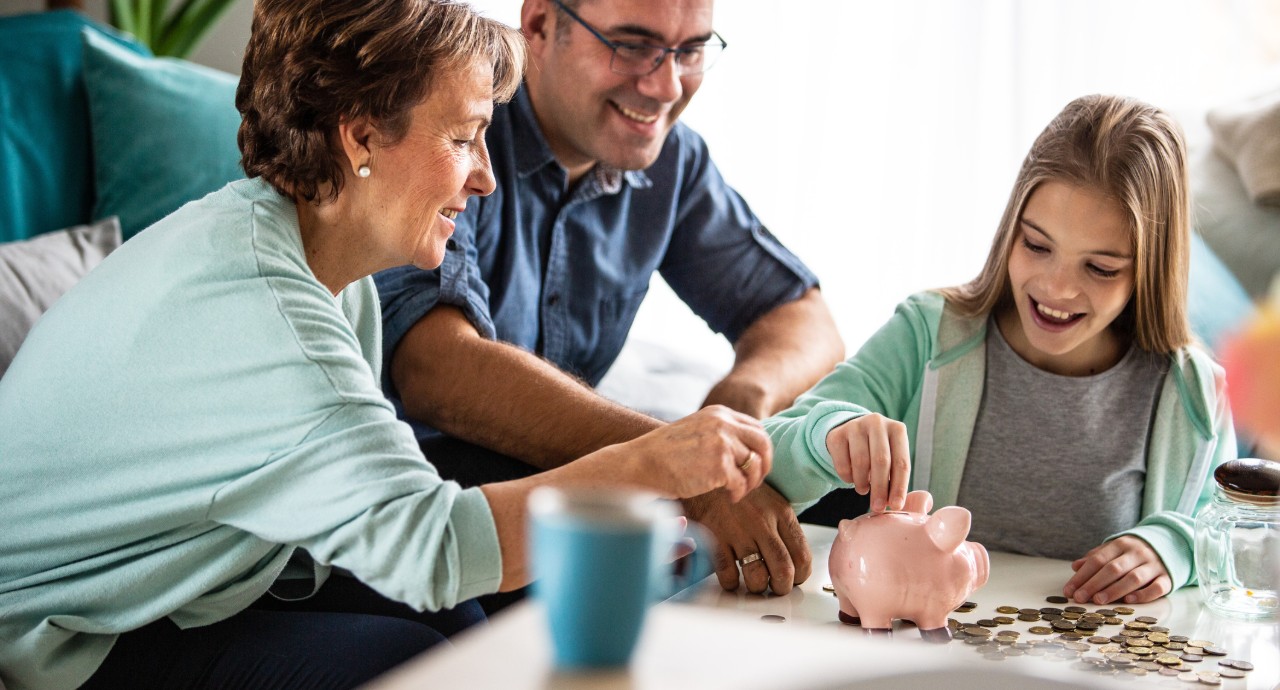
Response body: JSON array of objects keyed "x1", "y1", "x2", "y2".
[
  {"x1": 108, "y1": 0, "x2": 138, "y2": 37},
  {"x1": 154, "y1": 0, "x2": 239, "y2": 58}
]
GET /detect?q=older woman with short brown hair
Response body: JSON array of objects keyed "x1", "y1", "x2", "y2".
[{"x1": 0, "y1": 1, "x2": 771, "y2": 688}]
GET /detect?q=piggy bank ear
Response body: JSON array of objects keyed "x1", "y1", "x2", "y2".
[
  {"x1": 902, "y1": 490, "x2": 933, "y2": 514},
  {"x1": 925, "y1": 506, "x2": 972, "y2": 552}
]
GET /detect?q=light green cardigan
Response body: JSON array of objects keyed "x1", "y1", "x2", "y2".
[{"x1": 765, "y1": 291, "x2": 1236, "y2": 590}]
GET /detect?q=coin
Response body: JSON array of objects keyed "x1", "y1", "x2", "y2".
[
  {"x1": 1201, "y1": 644, "x2": 1227, "y2": 656},
  {"x1": 1185, "y1": 647, "x2": 1205, "y2": 655},
  {"x1": 1159, "y1": 666, "x2": 1182, "y2": 677},
  {"x1": 760, "y1": 614, "x2": 786, "y2": 623},
  {"x1": 1134, "y1": 615, "x2": 1158, "y2": 624},
  {"x1": 1136, "y1": 661, "x2": 1162, "y2": 671},
  {"x1": 1126, "y1": 638, "x2": 1154, "y2": 648},
  {"x1": 996, "y1": 605, "x2": 1020, "y2": 614},
  {"x1": 993, "y1": 616, "x2": 1015, "y2": 625},
  {"x1": 1218, "y1": 667, "x2": 1246, "y2": 679},
  {"x1": 1156, "y1": 654, "x2": 1184, "y2": 665},
  {"x1": 1028, "y1": 626, "x2": 1053, "y2": 635},
  {"x1": 1169, "y1": 635, "x2": 1190, "y2": 643},
  {"x1": 1126, "y1": 667, "x2": 1148, "y2": 676},
  {"x1": 1095, "y1": 608, "x2": 1117, "y2": 616},
  {"x1": 1124, "y1": 621, "x2": 1149, "y2": 630},
  {"x1": 821, "y1": 583, "x2": 835, "y2": 593},
  {"x1": 977, "y1": 619, "x2": 999, "y2": 627},
  {"x1": 1042, "y1": 612, "x2": 1064, "y2": 622},
  {"x1": 1113, "y1": 605, "x2": 1136, "y2": 614},
  {"x1": 1063, "y1": 605, "x2": 1087, "y2": 613},
  {"x1": 1149, "y1": 625, "x2": 1170, "y2": 633},
  {"x1": 1120, "y1": 629, "x2": 1145, "y2": 638},
  {"x1": 1188, "y1": 640, "x2": 1215, "y2": 648},
  {"x1": 1147, "y1": 632, "x2": 1171, "y2": 644},
  {"x1": 1219, "y1": 659, "x2": 1253, "y2": 671},
  {"x1": 1196, "y1": 670, "x2": 1222, "y2": 685},
  {"x1": 963, "y1": 626, "x2": 991, "y2": 637},
  {"x1": 1166, "y1": 641, "x2": 1187, "y2": 650},
  {"x1": 1099, "y1": 644, "x2": 1124, "y2": 654},
  {"x1": 1181, "y1": 653, "x2": 1204, "y2": 663},
  {"x1": 1046, "y1": 595, "x2": 1070, "y2": 603},
  {"x1": 1104, "y1": 616, "x2": 1124, "y2": 625},
  {"x1": 1087, "y1": 636, "x2": 1110, "y2": 644},
  {"x1": 1177, "y1": 670, "x2": 1200, "y2": 682},
  {"x1": 1018, "y1": 613, "x2": 1041, "y2": 622}
]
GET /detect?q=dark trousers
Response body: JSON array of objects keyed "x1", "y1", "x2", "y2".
[
  {"x1": 797, "y1": 487, "x2": 872, "y2": 527},
  {"x1": 420, "y1": 434, "x2": 540, "y2": 616},
  {"x1": 84, "y1": 573, "x2": 485, "y2": 690}
]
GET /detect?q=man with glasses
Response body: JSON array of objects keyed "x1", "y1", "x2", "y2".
[{"x1": 375, "y1": 0, "x2": 845, "y2": 603}]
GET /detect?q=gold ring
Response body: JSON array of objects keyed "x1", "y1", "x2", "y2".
[
  {"x1": 737, "y1": 552, "x2": 762, "y2": 567},
  {"x1": 738, "y1": 452, "x2": 755, "y2": 471}
]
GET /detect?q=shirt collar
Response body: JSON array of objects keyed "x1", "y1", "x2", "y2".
[{"x1": 511, "y1": 84, "x2": 653, "y2": 192}]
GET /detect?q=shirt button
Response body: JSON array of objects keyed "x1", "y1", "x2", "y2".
[{"x1": 446, "y1": 239, "x2": 458, "y2": 251}]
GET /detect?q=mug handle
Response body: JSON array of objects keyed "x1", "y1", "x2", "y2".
[{"x1": 664, "y1": 520, "x2": 717, "y2": 598}]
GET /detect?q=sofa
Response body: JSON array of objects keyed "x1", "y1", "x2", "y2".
[
  {"x1": 0, "y1": 10, "x2": 1274, "y2": 446},
  {"x1": 1, "y1": 10, "x2": 244, "y2": 377}
]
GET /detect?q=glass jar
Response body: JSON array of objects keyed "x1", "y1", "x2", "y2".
[{"x1": 1194, "y1": 458, "x2": 1280, "y2": 621}]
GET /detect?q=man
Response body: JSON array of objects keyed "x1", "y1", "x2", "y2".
[{"x1": 375, "y1": 0, "x2": 845, "y2": 597}]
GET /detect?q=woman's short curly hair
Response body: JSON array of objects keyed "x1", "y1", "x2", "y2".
[{"x1": 237, "y1": 0, "x2": 525, "y2": 202}]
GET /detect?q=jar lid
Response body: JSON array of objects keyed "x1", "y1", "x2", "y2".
[{"x1": 1214, "y1": 458, "x2": 1280, "y2": 505}]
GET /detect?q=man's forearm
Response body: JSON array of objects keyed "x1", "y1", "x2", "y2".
[
  {"x1": 391, "y1": 306, "x2": 661, "y2": 469},
  {"x1": 704, "y1": 288, "x2": 845, "y2": 418}
]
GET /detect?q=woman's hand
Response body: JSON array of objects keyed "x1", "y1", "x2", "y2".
[
  {"x1": 1063, "y1": 536, "x2": 1172, "y2": 604},
  {"x1": 622, "y1": 405, "x2": 772, "y2": 503},
  {"x1": 825, "y1": 413, "x2": 910, "y2": 513}
]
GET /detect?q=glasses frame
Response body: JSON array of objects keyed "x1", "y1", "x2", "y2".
[{"x1": 549, "y1": 0, "x2": 727, "y2": 77}]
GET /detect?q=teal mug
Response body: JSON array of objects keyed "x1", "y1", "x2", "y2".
[{"x1": 528, "y1": 487, "x2": 714, "y2": 669}]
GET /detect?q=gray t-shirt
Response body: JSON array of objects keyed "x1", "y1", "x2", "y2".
[{"x1": 955, "y1": 320, "x2": 1168, "y2": 560}]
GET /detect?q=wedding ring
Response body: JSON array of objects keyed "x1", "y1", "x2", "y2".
[
  {"x1": 737, "y1": 552, "x2": 762, "y2": 567},
  {"x1": 738, "y1": 452, "x2": 756, "y2": 471}
]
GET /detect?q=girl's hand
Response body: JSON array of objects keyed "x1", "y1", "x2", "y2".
[
  {"x1": 627, "y1": 405, "x2": 772, "y2": 503},
  {"x1": 1064, "y1": 536, "x2": 1172, "y2": 604},
  {"x1": 825, "y1": 413, "x2": 910, "y2": 513}
]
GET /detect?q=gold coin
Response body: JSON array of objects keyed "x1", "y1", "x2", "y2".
[
  {"x1": 977, "y1": 619, "x2": 999, "y2": 628},
  {"x1": 1147, "y1": 632, "x2": 1171, "y2": 644},
  {"x1": 993, "y1": 616, "x2": 1015, "y2": 625},
  {"x1": 821, "y1": 583, "x2": 835, "y2": 593},
  {"x1": 1136, "y1": 661, "x2": 1162, "y2": 671},
  {"x1": 1045, "y1": 595, "x2": 1070, "y2": 604},
  {"x1": 1124, "y1": 621, "x2": 1149, "y2": 630},
  {"x1": 1104, "y1": 616, "x2": 1124, "y2": 625},
  {"x1": 1126, "y1": 638, "x2": 1154, "y2": 648},
  {"x1": 1134, "y1": 615, "x2": 1158, "y2": 624},
  {"x1": 1127, "y1": 667, "x2": 1148, "y2": 676},
  {"x1": 1017, "y1": 613, "x2": 1040, "y2": 622},
  {"x1": 995, "y1": 605, "x2": 1019, "y2": 614},
  {"x1": 1087, "y1": 636, "x2": 1110, "y2": 644},
  {"x1": 1098, "y1": 644, "x2": 1123, "y2": 654},
  {"x1": 1113, "y1": 605, "x2": 1136, "y2": 615},
  {"x1": 1177, "y1": 670, "x2": 1200, "y2": 682},
  {"x1": 1028, "y1": 626, "x2": 1053, "y2": 635},
  {"x1": 963, "y1": 626, "x2": 991, "y2": 637},
  {"x1": 1156, "y1": 654, "x2": 1183, "y2": 666}
]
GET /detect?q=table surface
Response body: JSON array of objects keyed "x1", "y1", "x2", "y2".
[{"x1": 364, "y1": 524, "x2": 1280, "y2": 690}]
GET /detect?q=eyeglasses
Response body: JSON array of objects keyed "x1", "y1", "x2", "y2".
[{"x1": 550, "y1": 0, "x2": 727, "y2": 77}]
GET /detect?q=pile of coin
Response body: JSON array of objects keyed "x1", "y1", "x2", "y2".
[{"x1": 944, "y1": 597, "x2": 1257, "y2": 684}]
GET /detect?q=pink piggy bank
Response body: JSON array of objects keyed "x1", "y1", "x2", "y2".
[{"x1": 829, "y1": 490, "x2": 989, "y2": 642}]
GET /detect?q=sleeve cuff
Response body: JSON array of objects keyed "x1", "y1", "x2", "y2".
[{"x1": 448, "y1": 486, "x2": 504, "y2": 602}]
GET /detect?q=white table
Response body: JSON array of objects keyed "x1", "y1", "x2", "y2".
[{"x1": 364, "y1": 525, "x2": 1280, "y2": 690}]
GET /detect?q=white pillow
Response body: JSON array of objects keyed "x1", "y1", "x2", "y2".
[{"x1": 0, "y1": 217, "x2": 121, "y2": 378}]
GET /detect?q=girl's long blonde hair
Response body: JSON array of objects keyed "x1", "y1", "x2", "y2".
[{"x1": 941, "y1": 94, "x2": 1192, "y2": 354}]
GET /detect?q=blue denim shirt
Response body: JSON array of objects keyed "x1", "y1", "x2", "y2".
[{"x1": 376, "y1": 86, "x2": 818, "y2": 435}]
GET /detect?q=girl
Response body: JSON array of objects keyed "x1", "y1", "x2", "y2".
[{"x1": 764, "y1": 94, "x2": 1236, "y2": 606}]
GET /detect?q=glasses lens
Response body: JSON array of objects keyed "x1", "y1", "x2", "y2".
[{"x1": 609, "y1": 40, "x2": 725, "y2": 76}]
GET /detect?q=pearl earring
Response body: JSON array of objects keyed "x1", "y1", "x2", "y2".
[{"x1": 357, "y1": 165, "x2": 371, "y2": 178}]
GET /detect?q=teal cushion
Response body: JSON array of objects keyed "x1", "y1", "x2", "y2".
[
  {"x1": 82, "y1": 28, "x2": 243, "y2": 239},
  {"x1": 1188, "y1": 230, "x2": 1255, "y2": 354},
  {"x1": 0, "y1": 11, "x2": 147, "y2": 243}
]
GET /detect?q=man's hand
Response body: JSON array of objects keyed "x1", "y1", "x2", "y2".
[{"x1": 682, "y1": 484, "x2": 811, "y2": 595}]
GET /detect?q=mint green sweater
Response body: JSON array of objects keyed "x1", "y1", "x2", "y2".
[
  {"x1": 0, "y1": 179, "x2": 502, "y2": 690},
  {"x1": 765, "y1": 291, "x2": 1236, "y2": 591}
]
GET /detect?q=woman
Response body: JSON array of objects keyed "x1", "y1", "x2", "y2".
[
  {"x1": 764, "y1": 94, "x2": 1234, "y2": 606},
  {"x1": 0, "y1": 1, "x2": 770, "y2": 688}
]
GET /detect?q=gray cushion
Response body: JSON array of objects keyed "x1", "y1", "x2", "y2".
[
  {"x1": 0, "y1": 217, "x2": 121, "y2": 378},
  {"x1": 1192, "y1": 146, "x2": 1280, "y2": 299}
]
